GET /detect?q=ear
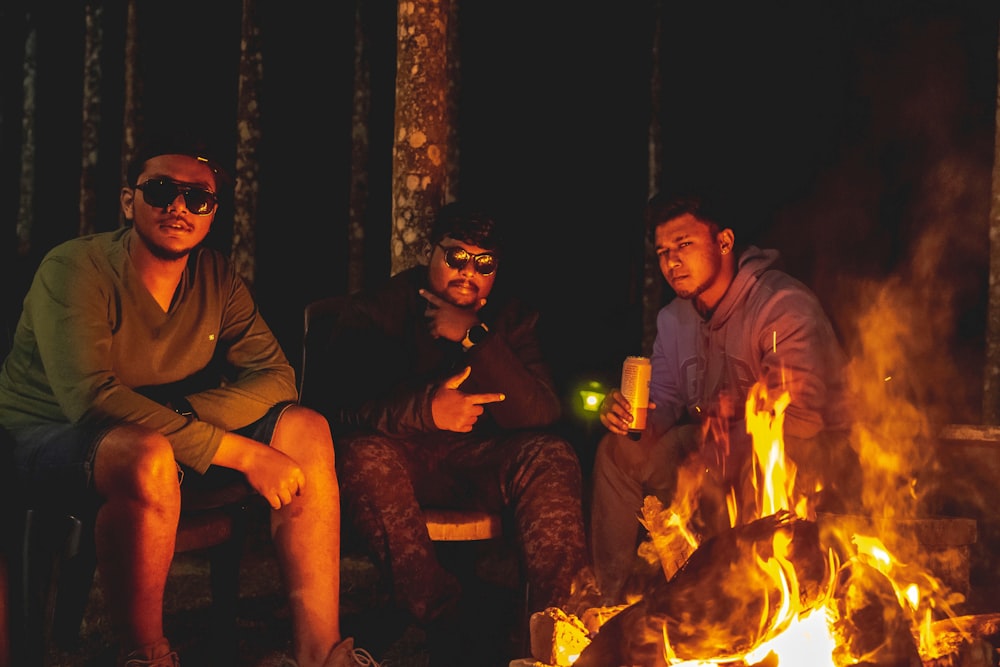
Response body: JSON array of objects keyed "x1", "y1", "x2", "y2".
[
  {"x1": 121, "y1": 187, "x2": 136, "y2": 221},
  {"x1": 718, "y1": 228, "x2": 735, "y2": 255}
]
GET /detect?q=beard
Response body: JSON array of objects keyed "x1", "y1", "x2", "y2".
[
  {"x1": 133, "y1": 224, "x2": 195, "y2": 261},
  {"x1": 442, "y1": 281, "x2": 480, "y2": 308},
  {"x1": 671, "y1": 279, "x2": 710, "y2": 301}
]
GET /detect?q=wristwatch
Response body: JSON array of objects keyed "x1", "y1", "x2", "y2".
[{"x1": 461, "y1": 323, "x2": 489, "y2": 350}]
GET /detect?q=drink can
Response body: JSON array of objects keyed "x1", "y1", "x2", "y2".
[{"x1": 621, "y1": 356, "x2": 651, "y2": 433}]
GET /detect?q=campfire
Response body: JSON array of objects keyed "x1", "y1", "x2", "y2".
[{"x1": 515, "y1": 381, "x2": 998, "y2": 667}]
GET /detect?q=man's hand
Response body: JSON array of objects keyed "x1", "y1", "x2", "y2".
[
  {"x1": 243, "y1": 447, "x2": 306, "y2": 510},
  {"x1": 599, "y1": 388, "x2": 657, "y2": 435},
  {"x1": 419, "y1": 288, "x2": 485, "y2": 342},
  {"x1": 214, "y1": 434, "x2": 306, "y2": 510},
  {"x1": 431, "y1": 366, "x2": 505, "y2": 432}
]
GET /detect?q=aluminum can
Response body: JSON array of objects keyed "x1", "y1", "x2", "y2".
[{"x1": 621, "y1": 356, "x2": 651, "y2": 433}]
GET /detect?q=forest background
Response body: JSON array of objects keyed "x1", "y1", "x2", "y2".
[{"x1": 1, "y1": 0, "x2": 998, "y2": 435}]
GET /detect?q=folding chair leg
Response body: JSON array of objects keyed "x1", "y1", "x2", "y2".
[
  {"x1": 51, "y1": 519, "x2": 95, "y2": 651},
  {"x1": 19, "y1": 510, "x2": 87, "y2": 666},
  {"x1": 203, "y1": 505, "x2": 250, "y2": 666}
]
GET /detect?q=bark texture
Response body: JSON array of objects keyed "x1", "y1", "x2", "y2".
[
  {"x1": 119, "y1": 0, "x2": 140, "y2": 229},
  {"x1": 643, "y1": 0, "x2": 664, "y2": 356},
  {"x1": 79, "y1": 1, "x2": 102, "y2": 237},
  {"x1": 391, "y1": 0, "x2": 449, "y2": 276},
  {"x1": 349, "y1": 0, "x2": 371, "y2": 294},
  {"x1": 232, "y1": 0, "x2": 263, "y2": 286},
  {"x1": 16, "y1": 14, "x2": 36, "y2": 256},
  {"x1": 983, "y1": 24, "x2": 1000, "y2": 424}
]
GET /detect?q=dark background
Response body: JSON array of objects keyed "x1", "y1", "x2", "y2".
[{"x1": 1, "y1": 0, "x2": 998, "y2": 430}]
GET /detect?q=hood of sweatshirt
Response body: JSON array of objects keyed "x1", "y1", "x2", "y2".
[{"x1": 708, "y1": 245, "x2": 779, "y2": 328}]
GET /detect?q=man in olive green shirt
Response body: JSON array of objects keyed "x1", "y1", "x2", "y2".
[{"x1": 0, "y1": 133, "x2": 372, "y2": 667}]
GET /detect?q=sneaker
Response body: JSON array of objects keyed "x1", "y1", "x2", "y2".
[
  {"x1": 122, "y1": 655, "x2": 179, "y2": 667},
  {"x1": 118, "y1": 639, "x2": 180, "y2": 667},
  {"x1": 324, "y1": 636, "x2": 382, "y2": 667}
]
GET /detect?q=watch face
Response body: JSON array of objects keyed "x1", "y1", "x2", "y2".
[{"x1": 469, "y1": 324, "x2": 488, "y2": 344}]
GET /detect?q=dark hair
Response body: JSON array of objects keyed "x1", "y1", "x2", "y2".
[
  {"x1": 430, "y1": 201, "x2": 503, "y2": 252},
  {"x1": 645, "y1": 186, "x2": 733, "y2": 243},
  {"x1": 125, "y1": 129, "x2": 231, "y2": 188}
]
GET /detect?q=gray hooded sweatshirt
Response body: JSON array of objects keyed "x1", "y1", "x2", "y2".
[{"x1": 648, "y1": 245, "x2": 851, "y2": 477}]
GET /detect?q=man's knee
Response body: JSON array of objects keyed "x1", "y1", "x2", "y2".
[
  {"x1": 98, "y1": 425, "x2": 174, "y2": 474},
  {"x1": 95, "y1": 425, "x2": 179, "y2": 503},
  {"x1": 524, "y1": 433, "x2": 580, "y2": 468},
  {"x1": 594, "y1": 431, "x2": 650, "y2": 481},
  {"x1": 273, "y1": 405, "x2": 334, "y2": 457}
]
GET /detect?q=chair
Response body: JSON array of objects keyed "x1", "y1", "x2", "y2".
[
  {"x1": 300, "y1": 296, "x2": 529, "y2": 616},
  {"x1": 2, "y1": 422, "x2": 260, "y2": 667}
]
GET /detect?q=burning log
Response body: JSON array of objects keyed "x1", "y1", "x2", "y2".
[
  {"x1": 528, "y1": 607, "x2": 593, "y2": 666},
  {"x1": 574, "y1": 512, "x2": 831, "y2": 667},
  {"x1": 828, "y1": 559, "x2": 922, "y2": 667}
]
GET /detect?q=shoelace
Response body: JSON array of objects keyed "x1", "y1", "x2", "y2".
[{"x1": 351, "y1": 646, "x2": 382, "y2": 666}]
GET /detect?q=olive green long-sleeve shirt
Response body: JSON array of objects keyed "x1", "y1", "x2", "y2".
[{"x1": 0, "y1": 227, "x2": 297, "y2": 473}]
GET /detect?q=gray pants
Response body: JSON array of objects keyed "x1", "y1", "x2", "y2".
[{"x1": 589, "y1": 424, "x2": 704, "y2": 603}]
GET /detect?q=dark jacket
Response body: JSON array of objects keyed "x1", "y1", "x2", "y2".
[{"x1": 306, "y1": 266, "x2": 562, "y2": 440}]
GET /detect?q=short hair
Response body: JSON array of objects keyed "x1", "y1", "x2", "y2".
[
  {"x1": 126, "y1": 129, "x2": 231, "y2": 188},
  {"x1": 430, "y1": 201, "x2": 503, "y2": 253},
  {"x1": 645, "y1": 185, "x2": 733, "y2": 243}
]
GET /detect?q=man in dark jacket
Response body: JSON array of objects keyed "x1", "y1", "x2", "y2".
[{"x1": 304, "y1": 202, "x2": 600, "y2": 659}]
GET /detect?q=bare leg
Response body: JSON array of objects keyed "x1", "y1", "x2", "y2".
[
  {"x1": 269, "y1": 406, "x2": 342, "y2": 667},
  {"x1": 91, "y1": 425, "x2": 181, "y2": 655}
]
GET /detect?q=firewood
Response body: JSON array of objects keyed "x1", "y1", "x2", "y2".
[
  {"x1": 528, "y1": 607, "x2": 592, "y2": 666},
  {"x1": 574, "y1": 512, "x2": 831, "y2": 667},
  {"x1": 829, "y1": 559, "x2": 922, "y2": 667}
]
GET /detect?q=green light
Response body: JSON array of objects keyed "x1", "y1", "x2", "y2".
[
  {"x1": 579, "y1": 391, "x2": 604, "y2": 411},
  {"x1": 578, "y1": 380, "x2": 606, "y2": 413}
]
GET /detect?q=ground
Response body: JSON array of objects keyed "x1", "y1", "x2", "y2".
[{"x1": 40, "y1": 506, "x2": 528, "y2": 667}]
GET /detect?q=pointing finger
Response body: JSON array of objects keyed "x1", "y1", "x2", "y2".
[{"x1": 472, "y1": 392, "x2": 505, "y2": 405}]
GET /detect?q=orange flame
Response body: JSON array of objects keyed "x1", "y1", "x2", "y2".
[{"x1": 572, "y1": 374, "x2": 970, "y2": 667}]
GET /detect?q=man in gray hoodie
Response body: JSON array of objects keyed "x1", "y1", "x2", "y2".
[{"x1": 590, "y1": 187, "x2": 857, "y2": 605}]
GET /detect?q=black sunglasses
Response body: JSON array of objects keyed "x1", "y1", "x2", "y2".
[
  {"x1": 135, "y1": 178, "x2": 218, "y2": 216},
  {"x1": 438, "y1": 244, "x2": 497, "y2": 276}
]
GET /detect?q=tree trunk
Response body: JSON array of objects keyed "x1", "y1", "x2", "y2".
[
  {"x1": 232, "y1": 0, "x2": 263, "y2": 287},
  {"x1": 642, "y1": 0, "x2": 664, "y2": 356},
  {"x1": 79, "y1": 1, "x2": 102, "y2": 237},
  {"x1": 391, "y1": 0, "x2": 451, "y2": 276},
  {"x1": 982, "y1": 23, "x2": 1000, "y2": 424},
  {"x1": 16, "y1": 12, "x2": 36, "y2": 256},
  {"x1": 349, "y1": 0, "x2": 371, "y2": 294},
  {"x1": 119, "y1": 0, "x2": 140, "y2": 229}
]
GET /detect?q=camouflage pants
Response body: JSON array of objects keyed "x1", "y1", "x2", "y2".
[{"x1": 337, "y1": 429, "x2": 597, "y2": 622}]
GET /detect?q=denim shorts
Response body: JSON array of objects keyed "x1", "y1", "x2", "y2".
[{"x1": 6, "y1": 400, "x2": 296, "y2": 509}]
